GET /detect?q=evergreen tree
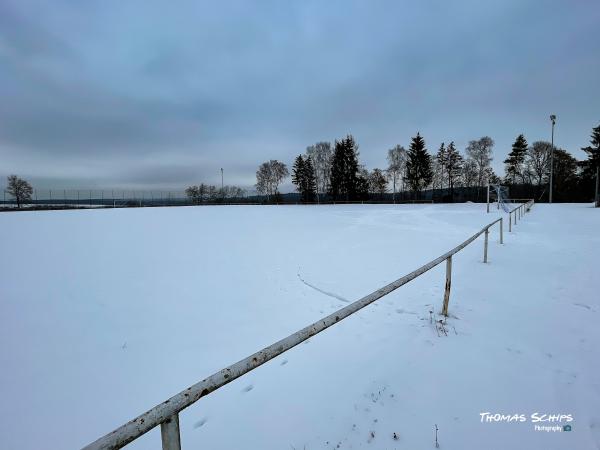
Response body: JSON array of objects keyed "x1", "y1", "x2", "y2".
[
  {"x1": 504, "y1": 134, "x2": 528, "y2": 184},
  {"x1": 302, "y1": 156, "x2": 317, "y2": 202},
  {"x1": 435, "y1": 142, "x2": 447, "y2": 190},
  {"x1": 292, "y1": 154, "x2": 305, "y2": 193},
  {"x1": 292, "y1": 154, "x2": 317, "y2": 203},
  {"x1": 580, "y1": 123, "x2": 600, "y2": 205},
  {"x1": 329, "y1": 134, "x2": 361, "y2": 201},
  {"x1": 445, "y1": 141, "x2": 463, "y2": 201},
  {"x1": 357, "y1": 167, "x2": 370, "y2": 200},
  {"x1": 405, "y1": 133, "x2": 433, "y2": 198}
]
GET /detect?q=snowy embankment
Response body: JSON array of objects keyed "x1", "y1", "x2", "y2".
[{"x1": 0, "y1": 203, "x2": 598, "y2": 450}]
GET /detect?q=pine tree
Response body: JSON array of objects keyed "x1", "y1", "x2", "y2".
[
  {"x1": 580, "y1": 123, "x2": 600, "y2": 205},
  {"x1": 406, "y1": 133, "x2": 433, "y2": 198},
  {"x1": 435, "y1": 142, "x2": 446, "y2": 190},
  {"x1": 445, "y1": 141, "x2": 463, "y2": 202},
  {"x1": 292, "y1": 155, "x2": 305, "y2": 193},
  {"x1": 330, "y1": 134, "x2": 361, "y2": 201},
  {"x1": 504, "y1": 134, "x2": 528, "y2": 184},
  {"x1": 292, "y1": 154, "x2": 317, "y2": 202},
  {"x1": 302, "y1": 156, "x2": 317, "y2": 202}
]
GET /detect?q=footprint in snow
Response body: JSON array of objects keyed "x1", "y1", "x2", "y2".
[
  {"x1": 573, "y1": 302, "x2": 592, "y2": 310},
  {"x1": 280, "y1": 359, "x2": 288, "y2": 366},
  {"x1": 242, "y1": 384, "x2": 254, "y2": 393},
  {"x1": 396, "y1": 308, "x2": 417, "y2": 315},
  {"x1": 193, "y1": 418, "x2": 208, "y2": 429}
]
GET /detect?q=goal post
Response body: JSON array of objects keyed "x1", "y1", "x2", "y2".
[{"x1": 487, "y1": 183, "x2": 511, "y2": 213}]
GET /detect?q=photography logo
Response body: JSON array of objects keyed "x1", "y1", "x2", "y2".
[{"x1": 479, "y1": 412, "x2": 574, "y2": 433}]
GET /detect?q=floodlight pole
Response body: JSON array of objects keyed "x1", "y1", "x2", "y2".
[{"x1": 549, "y1": 115, "x2": 556, "y2": 203}]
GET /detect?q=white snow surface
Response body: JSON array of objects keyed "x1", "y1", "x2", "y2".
[{"x1": 0, "y1": 203, "x2": 598, "y2": 450}]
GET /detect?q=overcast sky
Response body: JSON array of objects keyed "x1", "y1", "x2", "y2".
[{"x1": 1, "y1": 0, "x2": 599, "y2": 192}]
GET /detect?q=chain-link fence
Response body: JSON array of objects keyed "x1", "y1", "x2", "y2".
[
  {"x1": 0, "y1": 190, "x2": 199, "y2": 209},
  {"x1": 1, "y1": 188, "x2": 443, "y2": 210}
]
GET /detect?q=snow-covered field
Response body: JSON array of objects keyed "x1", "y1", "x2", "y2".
[{"x1": 0, "y1": 203, "x2": 598, "y2": 450}]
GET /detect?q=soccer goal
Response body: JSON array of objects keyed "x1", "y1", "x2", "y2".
[{"x1": 487, "y1": 183, "x2": 511, "y2": 213}]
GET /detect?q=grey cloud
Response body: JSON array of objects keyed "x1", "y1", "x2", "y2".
[{"x1": 0, "y1": 0, "x2": 599, "y2": 189}]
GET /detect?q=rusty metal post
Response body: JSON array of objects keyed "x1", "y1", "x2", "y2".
[
  {"x1": 161, "y1": 414, "x2": 181, "y2": 450},
  {"x1": 483, "y1": 228, "x2": 489, "y2": 263},
  {"x1": 500, "y1": 217, "x2": 503, "y2": 244},
  {"x1": 442, "y1": 256, "x2": 452, "y2": 316}
]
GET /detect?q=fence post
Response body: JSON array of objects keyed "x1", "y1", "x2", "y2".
[
  {"x1": 500, "y1": 218, "x2": 503, "y2": 244},
  {"x1": 483, "y1": 228, "x2": 489, "y2": 263},
  {"x1": 442, "y1": 256, "x2": 452, "y2": 316},
  {"x1": 160, "y1": 414, "x2": 181, "y2": 450},
  {"x1": 509, "y1": 212, "x2": 512, "y2": 232},
  {"x1": 514, "y1": 210, "x2": 517, "y2": 225}
]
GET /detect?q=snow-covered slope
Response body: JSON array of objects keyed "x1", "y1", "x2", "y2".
[{"x1": 0, "y1": 204, "x2": 598, "y2": 449}]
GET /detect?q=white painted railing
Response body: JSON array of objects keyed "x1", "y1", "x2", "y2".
[
  {"x1": 82, "y1": 202, "x2": 534, "y2": 450},
  {"x1": 508, "y1": 199, "x2": 534, "y2": 232}
]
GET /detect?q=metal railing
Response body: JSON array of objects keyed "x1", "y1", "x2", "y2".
[
  {"x1": 508, "y1": 199, "x2": 534, "y2": 232},
  {"x1": 82, "y1": 202, "x2": 534, "y2": 450}
]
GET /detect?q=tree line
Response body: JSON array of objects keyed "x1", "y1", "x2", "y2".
[
  {"x1": 252, "y1": 122, "x2": 600, "y2": 204},
  {"x1": 184, "y1": 184, "x2": 247, "y2": 204},
  {"x1": 4, "y1": 123, "x2": 599, "y2": 208}
]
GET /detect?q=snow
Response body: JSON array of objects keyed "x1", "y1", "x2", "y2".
[{"x1": 0, "y1": 203, "x2": 598, "y2": 449}]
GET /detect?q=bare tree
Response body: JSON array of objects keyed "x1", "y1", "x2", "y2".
[
  {"x1": 465, "y1": 136, "x2": 494, "y2": 199},
  {"x1": 462, "y1": 159, "x2": 478, "y2": 190},
  {"x1": 5, "y1": 175, "x2": 33, "y2": 208},
  {"x1": 368, "y1": 168, "x2": 388, "y2": 198},
  {"x1": 306, "y1": 142, "x2": 333, "y2": 201},
  {"x1": 387, "y1": 145, "x2": 407, "y2": 203},
  {"x1": 525, "y1": 141, "x2": 552, "y2": 198},
  {"x1": 185, "y1": 185, "x2": 200, "y2": 204},
  {"x1": 431, "y1": 158, "x2": 445, "y2": 195},
  {"x1": 255, "y1": 160, "x2": 289, "y2": 201}
]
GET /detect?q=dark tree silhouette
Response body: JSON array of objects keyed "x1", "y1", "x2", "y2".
[
  {"x1": 405, "y1": 133, "x2": 433, "y2": 198},
  {"x1": 329, "y1": 135, "x2": 361, "y2": 201},
  {"x1": 5, "y1": 175, "x2": 33, "y2": 208}
]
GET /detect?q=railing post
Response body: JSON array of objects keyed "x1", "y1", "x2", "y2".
[
  {"x1": 161, "y1": 414, "x2": 181, "y2": 450},
  {"x1": 509, "y1": 212, "x2": 512, "y2": 232},
  {"x1": 499, "y1": 218, "x2": 503, "y2": 244},
  {"x1": 442, "y1": 256, "x2": 452, "y2": 316},
  {"x1": 483, "y1": 228, "x2": 489, "y2": 263},
  {"x1": 514, "y1": 211, "x2": 517, "y2": 225}
]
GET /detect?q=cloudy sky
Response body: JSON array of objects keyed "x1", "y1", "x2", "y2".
[{"x1": 1, "y1": 0, "x2": 599, "y2": 192}]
